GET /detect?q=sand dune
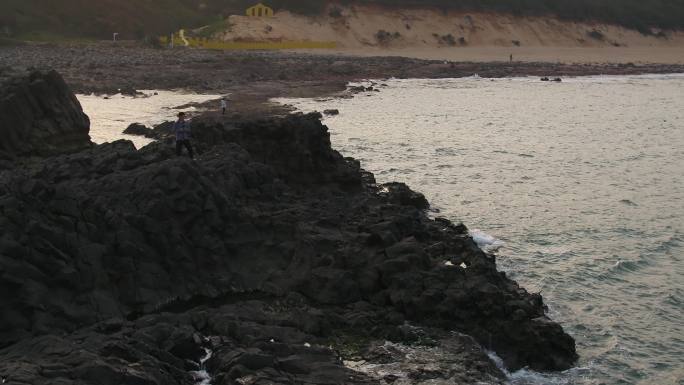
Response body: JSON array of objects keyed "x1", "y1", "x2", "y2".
[{"x1": 214, "y1": 5, "x2": 684, "y2": 64}]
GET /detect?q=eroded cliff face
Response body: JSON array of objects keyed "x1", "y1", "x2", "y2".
[
  {"x1": 0, "y1": 70, "x2": 91, "y2": 158},
  {"x1": 0, "y1": 72, "x2": 577, "y2": 385},
  {"x1": 217, "y1": 5, "x2": 684, "y2": 50}
]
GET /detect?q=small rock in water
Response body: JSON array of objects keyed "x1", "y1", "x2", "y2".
[
  {"x1": 123, "y1": 122, "x2": 153, "y2": 137},
  {"x1": 323, "y1": 109, "x2": 340, "y2": 116},
  {"x1": 619, "y1": 199, "x2": 638, "y2": 206}
]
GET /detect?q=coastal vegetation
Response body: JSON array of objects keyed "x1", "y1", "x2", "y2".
[
  {"x1": 1, "y1": 0, "x2": 682, "y2": 40},
  {"x1": 357, "y1": 0, "x2": 684, "y2": 32}
]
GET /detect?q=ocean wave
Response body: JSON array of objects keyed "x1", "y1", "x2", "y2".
[
  {"x1": 610, "y1": 259, "x2": 643, "y2": 273},
  {"x1": 470, "y1": 229, "x2": 505, "y2": 253},
  {"x1": 487, "y1": 350, "x2": 593, "y2": 385},
  {"x1": 651, "y1": 232, "x2": 683, "y2": 254}
]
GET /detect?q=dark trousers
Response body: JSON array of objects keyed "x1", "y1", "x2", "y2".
[
  {"x1": 222, "y1": 107, "x2": 226, "y2": 115},
  {"x1": 176, "y1": 140, "x2": 194, "y2": 159}
]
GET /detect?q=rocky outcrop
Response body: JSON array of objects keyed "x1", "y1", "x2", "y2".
[
  {"x1": 0, "y1": 70, "x2": 91, "y2": 158},
  {"x1": 0, "y1": 72, "x2": 577, "y2": 384},
  {"x1": 123, "y1": 122, "x2": 156, "y2": 137}
]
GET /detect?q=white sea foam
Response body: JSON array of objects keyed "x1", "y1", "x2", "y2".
[
  {"x1": 190, "y1": 347, "x2": 213, "y2": 385},
  {"x1": 487, "y1": 350, "x2": 595, "y2": 385},
  {"x1": 470, "y1": 229, "x2": 505, "y2": 252},
  {"x1": 191, "y1": 370, "x2": 212, "y2": 385}
]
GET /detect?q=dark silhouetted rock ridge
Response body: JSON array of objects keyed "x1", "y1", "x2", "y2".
[
  {"x1": 0, "y1": 71, "x2": 577, "y2": 385},
  {"x1": 0, "y1": 70, "x2": 91, "y2": 158}
]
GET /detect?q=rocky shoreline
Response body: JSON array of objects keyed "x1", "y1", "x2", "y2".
[
  {"x1": 0, "y1": 70, "x2": 579, "y2": 384},
  {"x1": 2, "y1": 42, "x2": 684, "y2": 118}
]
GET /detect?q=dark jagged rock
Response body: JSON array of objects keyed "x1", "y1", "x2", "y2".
[
  {"x1": 348, "y1": 85, "x2": 367, "y2": 93},
  {"x1": 0, "y1": 70, "x2": 91, "y2": 157},
  {"x1": 151, "y1": 120, "x2": 175, "y2": 138},
  {"x1": 379, "y1": 182, "x2": 430, "y2": 210},
  {"x1": 0, "y1": 73, "x2": 577, "y2": 384},
  {"x1": 123, "y1": 122, "x2": 155, "y2": 137},
  {"x1": 118, "y1": 86, "x2": 142, "y2": 97}
]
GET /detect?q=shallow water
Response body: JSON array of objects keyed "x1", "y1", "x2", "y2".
[
  {"x1": 78, "y1": 91, "x2": 221, "y2": 148},
  {"x1": 277, "y1": 75, "x2": 684, "y2": 385}
]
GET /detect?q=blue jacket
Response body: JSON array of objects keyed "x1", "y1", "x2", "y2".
[{"x1": 174, "y1": 120, "x2": 191, "y2": 141}]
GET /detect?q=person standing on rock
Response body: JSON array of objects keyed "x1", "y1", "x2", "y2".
[
  {"x1": 220, "y1": 98, "x2": 227, "y2": 115},
  {"x1": 174, "y1": 112, "x2": 194, "y2": 159}
]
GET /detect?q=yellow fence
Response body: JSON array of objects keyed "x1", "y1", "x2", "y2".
[{"x1": 160, "y1": 34, "x2": 337, "y2": 50}]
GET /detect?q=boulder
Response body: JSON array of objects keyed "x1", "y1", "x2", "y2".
[
  {"x1": 0, "y1": 70, "x2": 91, "y2": 157},
  {"x1": 123, "y1": 123, "x2": 154, "y2": 137},
  {"x1": 379, "y1": 182, "x2": 430, "y2": 209}
]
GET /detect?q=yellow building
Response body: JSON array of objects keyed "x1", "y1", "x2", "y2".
[{"x1": 246, "y1": 3, "x2": 274, "y2": 17}]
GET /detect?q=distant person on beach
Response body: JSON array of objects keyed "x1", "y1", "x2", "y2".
[
  {"x1": 510, "y1": 54, "x2": 513, "y2": 63},
  {"x1": 174, "y1": 112, "x2": 194, "y2": 159},
  {"x1": 221, "y1": 98, "x2": 227, "y2": 115}
]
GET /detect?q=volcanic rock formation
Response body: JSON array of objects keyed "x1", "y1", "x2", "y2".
[
  {"x1": 0, "y1": 70, "x2": 91, "y2": 158},
  {"x1": 0, "y1": 71, "x2": 577, "y2": 385}
]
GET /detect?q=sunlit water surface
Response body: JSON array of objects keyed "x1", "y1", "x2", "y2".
[{"x1": 277, "y1": 75, "x2": 684, "y2": 385}]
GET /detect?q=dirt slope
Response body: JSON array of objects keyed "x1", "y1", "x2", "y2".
[{"x1": 216, "y1": 5, "x2": 684, "y2": 50}]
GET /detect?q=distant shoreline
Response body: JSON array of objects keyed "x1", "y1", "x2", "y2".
[
  {"x1": 2, "y1": 42, "x2": 684, "y2": 119},
  {"x1": 308, "y1": 46, "x2": 684, "y2": 65}
]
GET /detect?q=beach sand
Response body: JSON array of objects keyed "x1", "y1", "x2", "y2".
[
  {"x1": 312, "y1": 46, "x2": 684, "y2": 65},
  {"x1": 217, "y1": 6, "x2": 684, "y2": 65}
]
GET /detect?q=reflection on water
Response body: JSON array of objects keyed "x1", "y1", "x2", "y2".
[
  {"x1": 277, "y1": 75, "x2": 684, "y2": 385},
  {"x1": 78, "y1": 91, "x2": 221, "y2": 148}
]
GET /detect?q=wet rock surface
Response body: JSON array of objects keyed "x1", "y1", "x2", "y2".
[
  {"x1": 0, "y1": 71, "x2": 578, "y2": 384},
  {"x1": 0, "y1": 70, "x2": 91, "y2": 158},
  {"x1": 349, "y1": 330, "x2": 505, "y2": 384}
]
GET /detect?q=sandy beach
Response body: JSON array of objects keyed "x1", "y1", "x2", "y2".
[{"x1": 315, "y1": 46, "x2": 684, "y2": 65}]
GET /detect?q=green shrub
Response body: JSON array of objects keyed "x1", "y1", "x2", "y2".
[
  {"x1": 2, "y1": 0, "x2": 683, "y2": 40},
  {"x1": 329, "y1": 6, "x2": 343, "y2": 18},
  {"x1": 587, "y1": 30, "x2": 604, "y2": 40}
]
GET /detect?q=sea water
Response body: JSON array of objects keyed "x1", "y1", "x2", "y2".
[
  {"x1": 277, "y1": 75, "x2": 684, "y2": 385},
  {"x1": 78, "y1": 90, "x2": 221, "y2": 148}
]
